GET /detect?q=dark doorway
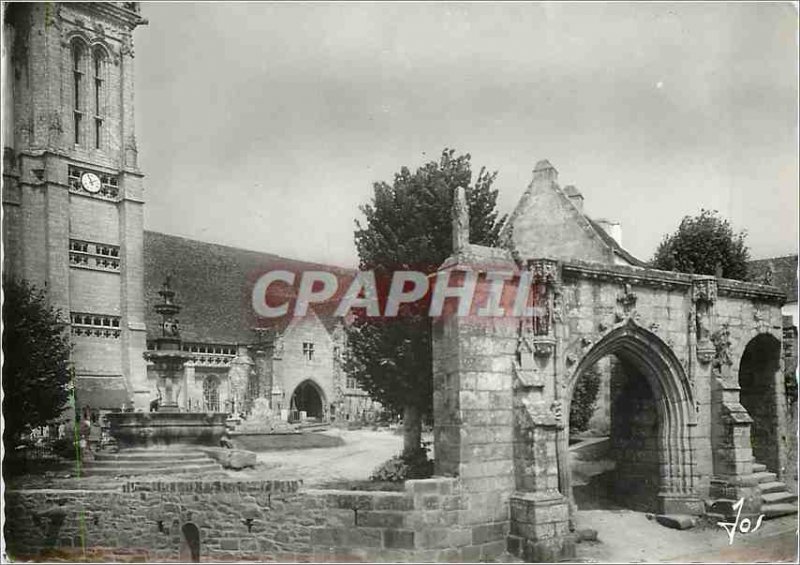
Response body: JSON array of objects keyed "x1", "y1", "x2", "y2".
[
  {"x1": 609, "y1": 356, "x2": 660, "y2": 512},
  {"x1": 569, "y1": 354, "x2": 661, "y2": 513},
  {"x1": 180, "y1": 522, "x2": 200, "y2": 563},
  {"x1": 290, "y1": 380, "x2": 324, "y2": 420},
  {"x1": 739, "y1": 334, "x2": 781, "y2": 472}
]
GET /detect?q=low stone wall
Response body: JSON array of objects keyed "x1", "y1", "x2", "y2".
[{"x1": 4, "y1": 477, "x2": 509, "y2": 562}]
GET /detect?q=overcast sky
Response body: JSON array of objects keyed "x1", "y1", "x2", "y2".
[{"x1": 134, "y1": 2, "x2": 798, "y2": 269}]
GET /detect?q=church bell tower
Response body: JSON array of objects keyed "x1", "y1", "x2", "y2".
[{"x1": 2, "y1": 2, "x2": 150, "y2": 410}]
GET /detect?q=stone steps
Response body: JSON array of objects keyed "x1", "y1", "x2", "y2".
[
  {"x1": 89, "y1": 457, "x2": 211, "y2": 468},
  {"x1": 83, "y1": 447, "x2": 223, "y2": 477},
  {"x1": 108, "y1": 447, "x2": 205, "y2": 455},
  {"x1": 752, "y1": 460, "x2": 797, "y2": 520},
  {"x1": 85, "y1": 462, "x2": 221, "y2": 477},
  {"x1": 752, "y1": 471, "x2": 777, "y2": 484},
  {"x1": 758, "y1": 481, "x2": 787, "y2": 494},
  {"x1": 762, "y1": 491, "x2": 797, "y2": 505},
  {"x1": 94, "y1": 452, "x2": 210, "y2": 462},
  {"x1": 707, "y1": 461, "x2": 797, "y2": 522},
  {"x1": 762, "y1": 503, "x2": 798, "y2": 519}
]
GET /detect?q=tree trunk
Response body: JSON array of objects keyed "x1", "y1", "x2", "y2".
[{"x1": 402, "y1": 404, "x2": 422, "y2": 455}]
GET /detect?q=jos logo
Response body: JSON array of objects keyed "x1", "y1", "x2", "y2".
[{"x1": 717, "y1": 498, "x2": 765, "y2": 545}]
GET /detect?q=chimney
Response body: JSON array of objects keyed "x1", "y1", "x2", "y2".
[
  {"x1": 596, "y1": 218, "x2": 623, "y2": 246},
  {"x1": 563, "y1": 185, "x2": 584, "y2": 212}
]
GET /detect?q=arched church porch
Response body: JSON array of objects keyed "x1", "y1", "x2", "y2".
[
  {"x1": 432, "y1": 253, "x2": 787, "y2": 561},
  {"x1": 738, "y1": 333, "x2": 783, "y2": 476},
  {"x1": 289, "y1": 379, "x2": 327, "y2": 422},
  {"x1": 564, "y1": 322, "x2": 697, "y2": 515}
]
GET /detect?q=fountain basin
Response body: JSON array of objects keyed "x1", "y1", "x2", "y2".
[{"x1": 106, "y1": 412, "x2": 228, "y2": 448}]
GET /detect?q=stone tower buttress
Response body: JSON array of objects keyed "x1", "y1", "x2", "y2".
[{"x1": 2, "y1": 2, "x2": 150, "y2": 410}]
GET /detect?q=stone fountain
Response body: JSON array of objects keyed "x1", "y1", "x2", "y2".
[{"x1": 106, "y1": 277, "x2": 228, "y2": 448}]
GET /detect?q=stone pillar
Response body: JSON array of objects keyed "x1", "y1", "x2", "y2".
[
  {"x1": 507, "y1": 259, "x2": 574, "y2": 562},
  {"x1": 120, "y1": 173, "x2": 148, "y2": 410},
  {"x1": 694, "y1": 279, "x2": 759, "y2": 515},
  {"x1": 432, "y1": 258, "x2": 517, "y2": 560},
  {"x1": 251, "y1": 349, "x2": 269, "y2": 403},
  {"x1": 228, "y1": 345, "x2": 254, "y2": 415},
  {"x1": 157, "y1": 363, "x2": 181, "y2": 412},
  {"x1": 183, "y1": 361, "x2": 195, "y2": 411}
]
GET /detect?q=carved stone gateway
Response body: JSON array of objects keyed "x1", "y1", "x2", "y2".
[{"x1": 431, "y1": 183, "x2": 787, "y2": 561}]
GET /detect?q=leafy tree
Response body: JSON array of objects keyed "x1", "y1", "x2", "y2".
[
  {"x1": 2, "y1": 279, "x2": 72, "y2": 449},
  {"x1": 651, "y1": 209, "x2": 750, "y2": 280},
  {"x1": 346, "y1": 149, "x2": 506, "y2": 454},
  {"x1": 569, "y1": 365, "x2": 601, "y2": 434}
]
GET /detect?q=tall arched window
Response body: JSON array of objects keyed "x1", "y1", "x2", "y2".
[
  {"x1": 71, "y1": 40, "x2": 86, "y2": 145},
  {"x1": 92, "y1": 48, "x2": 105, "y2": 149},
  {"x1": 203, "y1": 376, "x2": 220, "y2": 412}
]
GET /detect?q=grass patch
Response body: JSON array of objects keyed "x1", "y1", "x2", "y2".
[
  {"x1": 231, "y1": 431, "x2": 345, "y2": 452},
  {"x1": 317, "y1": 479, "x2": 405, "y2": 492}
]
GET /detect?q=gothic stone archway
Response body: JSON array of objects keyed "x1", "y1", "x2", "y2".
[
  {"x1": 289, "y1": 379, "x2": 325, "y2": 421},
  {"x1": 565, "y1": 321, "x2": 698, "y2": 514},
  {"x1": 738, "y1": 333, "x2": 782, "y2": 474},
  {"x1": 432, "y1": 251, "x2": 785, "y2": 562}
]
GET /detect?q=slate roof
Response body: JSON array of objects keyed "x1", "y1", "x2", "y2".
[
  {"x1": 747, "y1": 255, "x2": 798, "y2": 302},
  {"x1": 144, "y1": 231, "x2": 354, "y2": 344}
]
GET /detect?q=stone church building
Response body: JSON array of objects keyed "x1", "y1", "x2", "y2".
[
  {"x1": 1, "y1": 2, "x2": 376, "y2": 425},
  {"x1": 143, "y1": 231, "x2": 376, "y2": 423}
]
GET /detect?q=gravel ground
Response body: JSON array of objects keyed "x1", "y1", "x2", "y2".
[
  {"x1": 249, "y1": 428, "x2": 406, "y2": 484},
  {"x1": 574, "y1": 509, "x2": 798, "y2": 563}
]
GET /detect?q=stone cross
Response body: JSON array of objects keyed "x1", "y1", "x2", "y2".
[{"x1": 452, "y1": 186, "x2": 470, "y2": 253}]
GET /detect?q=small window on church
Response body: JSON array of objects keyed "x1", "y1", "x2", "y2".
[
  {"x1": 74, "y1": 114, "x2": 82, "y2": 145},
  {"x1": 71, "y1": 40, "x2": 85, "y2": 145},
  {"x1": 94, "y1": 119, "x2": 102, "y2": 149},
  {"x1": 203, "y1": 377, "x2": 220, "y2": 412},
  {"x1": 302, "y1": 342, "x2": 315, "y2": 361},
  {"x1": 93, "y1": 49, "x2": 105, "y2": 149}
]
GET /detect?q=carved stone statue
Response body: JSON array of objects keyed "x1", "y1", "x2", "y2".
[
  {"x1": 162, "y1": 318, "x2": 180, "y2": 337},
  {"x1": 762, "y1": 266, "x2": 774, "y2": 286},
  {"x1": 532, "y1": 284, "x2": 550, "y2": 336},
  {"x1": 711, "y1": 325, "x2": 733, "y2": 379},
  {"x1": 161, "y1": 277, "x2": 175, "y2": 304},
  {"x1": 696, "y1": 312, "x2": 711, "y2": 344},
  {"x1": 616, "y1": 283, "x2": 637, "y2": 321},
  {"x1": 452, "y1": 186, "x2": 470, "y2": 253},
  {"x1": 272, "y1": 337, "x2": 285, "y2": 360}
]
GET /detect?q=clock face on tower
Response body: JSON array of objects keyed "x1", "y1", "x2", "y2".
[{"x1": 81, "y1": 172, "x2": 102, "y2": 194}]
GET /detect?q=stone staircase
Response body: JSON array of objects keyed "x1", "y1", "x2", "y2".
[
  {"x1": 82, "y1": 446, "x2": 223, "y2": 477},
  {"x1": 752, "y1": 461, "x2": 797, "y2": 519}
]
